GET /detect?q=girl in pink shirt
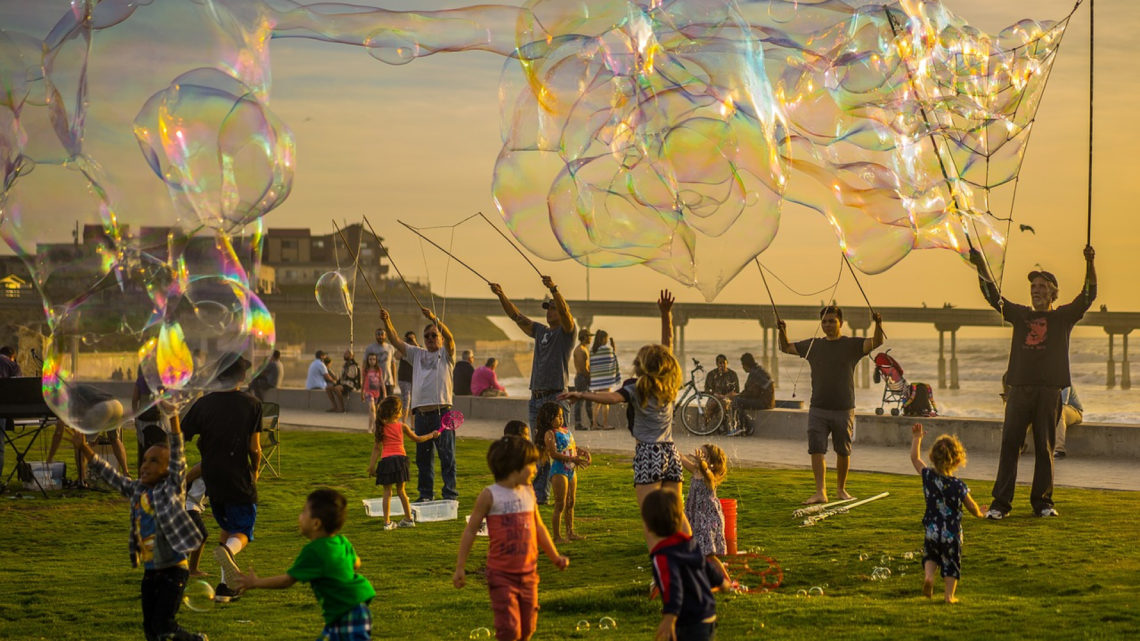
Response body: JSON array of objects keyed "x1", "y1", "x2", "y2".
[
  {"x1": 362, "y1": 353, "x2": 386, "y2": 435},
  {"x1": 454, "y1": 437, "x2": 568, "y2": 641},
  {"x1": 367, "y1": 396, "x2": 438, "y2": 530}
]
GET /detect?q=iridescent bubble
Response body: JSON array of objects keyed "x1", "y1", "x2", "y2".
[
  {"x1": 809, "y1": 586, "x2": 825, "y2": 596},
  {"x1": 315, "y1": 270, "x2": 353, "y2": 316},
  {"x1": 183, "y1": 580, "x2": 216, "y2": 612},
  {"x1": 795, "y1": 589, "x2": 808, "y2": 598},
  {"x1": 468, "y1": 627, "x2": 491, "y2": 640},
  {"x1": 858, "y1": 552, "x2": 870, "y2": 562},
  {"x1": 575, "y1": 620, "x2": 591, "y2": 632},
  {"x1": 598, "y1": 616, "x2": 617, "y2": 630}
]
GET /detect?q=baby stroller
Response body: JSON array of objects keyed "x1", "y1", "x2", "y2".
[{"x1": 872, "y1": 351, "x2": 907, "y2": 416}]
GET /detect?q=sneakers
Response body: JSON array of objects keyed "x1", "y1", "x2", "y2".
[
  {"x1": 1038, "y1": 507, "x2": 1060, "y2": 518},
  {"x1": 213, "y1": 583, "x2": 241, "y2": 603},
  {"x1": 384, "y1": 521, "x2": 399, "y2": 531},
  {"x1": 1053, "y1": 450, "x2": 1067, "y2": 460},
  {"x1": 413, "y1": 496, "x2": 434, "y2": 503},
  {"x1": 984, "y1": 508, "x2": 1006, "y2": 520},
  {"x1": 213, "y1": 545, "x2": 242, "y2": 583},
  {"x1": 724, "y1": 428, "x2": 745, "y2": 437},
  {"x1": 397, "y1": 518, "x2": 416, "y2": 528}
]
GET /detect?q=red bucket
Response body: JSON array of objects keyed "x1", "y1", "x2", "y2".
[{"x1": 719, "y1": 498, "x2": 738, "y2": 555}]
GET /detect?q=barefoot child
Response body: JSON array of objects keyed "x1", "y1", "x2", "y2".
[
  {"x1": 643, "y1": 489, "x2": 730, "y2": 641},
  {"x1": 681, "y1": 444, "x2": 731, "y2": 583},
  {"x1": 562, "y1": 291, "x2": 688, "y2": 544},
  {"x1": 71, "y1": 407, "x2": 208, "y2": 641},
  {"x1": 367, "y1": 396, "x2": 440, "y2": 530},
  {"x1": 909, "y1": 423, "x2": 985, "y2": 603},
  {"x1": 537, "y1": 402, "x2": 591, "y2": 542},
  {"x1": 233, "y1": 489, "x2": 376, "y2": 640},
  {"x1": 454, "y1": 436, "x2": 569, "y2": 641}
]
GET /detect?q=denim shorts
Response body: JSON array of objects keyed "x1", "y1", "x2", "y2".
[{"x1": 210, "y1": 502, "x2": 257, "y2": 539}]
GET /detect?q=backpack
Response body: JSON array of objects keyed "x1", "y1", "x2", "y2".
[{"x1": 902, "y1": 383, "x2": 938, "y2": 417}]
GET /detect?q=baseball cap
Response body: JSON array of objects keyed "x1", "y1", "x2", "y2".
[
  {"x1": 1027, "y1": 270, "x2": 1058, "y2": 288},
  {"x1": 541, "y1": 295, "x2": 553, "y2": 310}
]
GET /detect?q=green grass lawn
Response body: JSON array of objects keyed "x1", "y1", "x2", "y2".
[{"x1": 1, "y1": 430, "x2": 1137, "y2": 640}]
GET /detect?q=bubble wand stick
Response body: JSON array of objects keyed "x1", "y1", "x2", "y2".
[
  {"x1": 362, "y1": 216, "x2": 426, "y2": 310},
  {"x1": 478, "y1": 212, "x2": 544, "y2": 279},
  {"x1": 331, "y1": 220, "x2": 383, "y2": 310},
  {"x1": 841, "y1": 252, "x2": 887, "y2": 341},
  {"x1": 398, "y1": 219, "x2": 491, "y2": 284},
  {"x1": 753, "y1": 257, "x2": 781, "y2": 326}
]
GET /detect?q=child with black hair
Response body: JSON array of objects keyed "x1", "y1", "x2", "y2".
[
  {"x1": 233, "y1": 489, "x2": 376, "y2": 640},
  {"x1": 503, "y1": 419, "x2": 530, "y2": 441},
  {"x1": 454, "y1": 437, "x2": 569, "y2": 641},
  {"x1": 910, "y1": 423, "x2": 986, "y2": 603},
  {"x1": 367, "y1": 395, "x2": 440, "y2": 530},
  {"x1": 536, "y1": 402, "x2": 591, "y2": 542},
  {"x1": 71, "y1": 406, "x2": 208, "y2": 641},
  {"x1": 642, "y1": 489, "x2": 729, "y2": 641}
]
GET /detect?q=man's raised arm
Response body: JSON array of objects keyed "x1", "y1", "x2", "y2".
[
  {"x1": 380, "y1": 309, "x2": 407, "y2": 358},
  {"x1": 490, "y1": 283, "x2": 534, "y2": 336},
  {"x1": 543, "y1": 276, "x2": 575, "y2": 335}
]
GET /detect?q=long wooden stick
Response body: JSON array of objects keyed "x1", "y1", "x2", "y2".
[
  {"x1": 800, "y1": 492, "x2": 889, "y2": 527},
  {"x1": 791, "y1": 497, "x2": 857, "y2": 518},
  {"x1": 331, "y1": 220, "x2": 382, "y2": 311},
  {"x1": 398, "y1": 219, "x2": 490, "y2": 284},
  {"x1": 479, "y1": 211, "x2": 543, "y2": 278},
  {"x1": 841, "y1": 253, "x2": 887, "y2": 340},
  {"x1": 362, "y1": 215, "x2": 425, "y2": 309},
  {"x1": 753, "y1": 257, "x2": 781, "y2": 325}
]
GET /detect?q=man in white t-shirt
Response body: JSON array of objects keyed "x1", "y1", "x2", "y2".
[
  {"x1": 381, "y1": 306, "x2": 457, "y2": 502},
  {"x1": 305, "y1": 350, "x2": 344, "y2": 412}
]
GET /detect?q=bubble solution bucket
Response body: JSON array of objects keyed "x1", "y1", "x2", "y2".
[{"x1": 719, "y1": 498, "x2": 738, "y2": 555}]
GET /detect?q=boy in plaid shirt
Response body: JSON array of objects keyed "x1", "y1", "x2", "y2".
[{"x1": 73, "y1": 407, "x2": 207, "y2": 641}]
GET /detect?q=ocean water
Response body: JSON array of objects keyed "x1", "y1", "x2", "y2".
[{"x1": 499, "y1": 338, "x2": 1140, "y2": 425}]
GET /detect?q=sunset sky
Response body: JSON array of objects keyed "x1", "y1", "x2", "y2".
[{"x1": 3, "y1": 1, "x2": 1136, "y2": 340}]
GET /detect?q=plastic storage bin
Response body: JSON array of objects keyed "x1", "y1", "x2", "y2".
[
  {"x1": 361, "y1": 498, "x2": 404, "y2": 518},
  {"x1": 410, "y1": 500, "x2": 459, "y2": 522},
  {"x1": 20, "y1": 462, "x2": 64, "y2": 491}
]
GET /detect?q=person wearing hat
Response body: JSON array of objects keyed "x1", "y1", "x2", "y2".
[
  {"x1": 969, "y1": 245, "x2": 1096, "y2": 519},
  {"x1": 489, "y1": 275, "x2": 576, "y2": 504},
  {"x1": 181, "y1": 353, "x2": 264, "y2": 603}
]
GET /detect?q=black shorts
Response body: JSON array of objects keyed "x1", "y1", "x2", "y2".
[{"x1": 376, "y1": 455, "x2": 410, "y2": 486}]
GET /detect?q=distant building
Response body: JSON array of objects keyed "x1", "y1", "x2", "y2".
[{"x1": 264, "y1": 224, "x2": 388, "y2": 290}]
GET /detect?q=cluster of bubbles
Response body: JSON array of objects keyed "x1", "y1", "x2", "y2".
[
  {"x1": 858, "y1": 549, "x2": 923, "y2": 580},
  {"x1": 1, "y1": 2, "x2": 287, "y2": 432},
  {"x1": 575, "y1": 616, "x2": 618, "y2": 632},
  {"x1": 306, "y1": 0, "x2": 1070, "y2": 299},
  {"x1": 870, "y1": 566, "x2": 894, "y2": 581},
  {"x1": 468, "y1": 627, "x2": 492, "y2": 640},
  {"x1": 795, "y1": 586, "x2": 826, "y2": 597}
]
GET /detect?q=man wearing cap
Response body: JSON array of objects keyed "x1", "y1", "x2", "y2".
[
  {"x1": 180, "y1": 354, "x2": 263, "y2": 603},
  {"x1": 489, "y1": 275, "x2": 576, "y2": 504},
  {"x1": 969, "y1": 245, "x2": 1096, "y2": 519},
  {"x1": 380, "y1": 306, "x2": 458, "y2": 503}
]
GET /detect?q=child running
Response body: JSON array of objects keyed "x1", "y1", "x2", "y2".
[
  {"x1": 681, "y1": 444, "x2": 731, "y2": 583},
  {"x1": 909, "y1": 423, "x2": 985, "y2": 603},
  {"x1": 454, "y1": 436, "x2": 569, "y2": 641},
  {"x1": 233, "y1": 489, "x2": 376, "y2": 640},
  {"x1": 537, "y1": 402, "x2": 591, "y2": 542},
  {"x1": 361, "y1": 352, "x2": 386, "y2": 435},
  {"x1": 562, "y1": 291, "x2": 687, "y2": 542},
  {"x1": 71, "y1": 407, "x2": 208, "y2": 641},
  {"x1": 643, "y1": 488, "x2": 730, "y2": 641},
  {"x1": 367, "y1": 395, "x2": 440, "y2": 530}
]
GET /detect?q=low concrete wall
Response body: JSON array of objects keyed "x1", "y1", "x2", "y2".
[{"x1": 265, "y1": 388, "x2": 1140, "y2": 459}]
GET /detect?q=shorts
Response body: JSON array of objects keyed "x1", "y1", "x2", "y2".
[
  {"x1": 675, "y1": 617, "x2": 717, "y2": 641},
  {"x1": 210, "y1": 502, "x2": 257, "y2": 539},
  {"x1": 807, "y1": 408, "x2": 855, "y2": 456},
  {"x1": 319, "y1": 602, "x2": 372, "y2": 641},
  {"x1": 486, "y1": 568, "x2": 539, "y2": 641},
  {"x1": 376, "y1": 455, "x2": 410, "y2": 486},
  {"x1": 633, "y1": 441, "x2": 683, "y2": 486}
]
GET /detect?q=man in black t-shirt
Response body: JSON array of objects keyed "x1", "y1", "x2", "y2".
[
  {"x1": 181, "y1": 355, "x2": 263, "y2": 603},
  {"x1": 971, "y1": 245, "x2": 1096, "y2": 519},
  {"x1": 779, "y1": 305, "x2": 883, "y2": 505},
  {"x1": 453, "y1": 350, "x2": 476, "y2": 396}
]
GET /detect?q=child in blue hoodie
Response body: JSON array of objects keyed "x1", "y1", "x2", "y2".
[{"x1": 642, "y1": 489, "x2": 730, "y2": 641}]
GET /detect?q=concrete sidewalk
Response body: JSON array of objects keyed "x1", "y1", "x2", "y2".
[{"x1": 279, "y1": 408, "x2": 1140, "y2": 492}]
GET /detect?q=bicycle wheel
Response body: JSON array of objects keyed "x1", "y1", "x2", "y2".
[{"x1": 679, "y1": 393, "x2": 725, "y2": 436}]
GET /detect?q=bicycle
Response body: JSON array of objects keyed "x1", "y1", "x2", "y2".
[{"x1": 675, "y1": 359, "x2": 728, "y2": 436}]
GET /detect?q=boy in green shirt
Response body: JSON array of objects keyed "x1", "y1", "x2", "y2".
[{"x1": 233, "y1": 489, "x2": 376, "y2": 640}]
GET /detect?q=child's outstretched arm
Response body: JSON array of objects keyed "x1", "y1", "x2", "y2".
[
  {"x1": 404, "y1": 423, "x2": 441, "y2": 444},
  {"x1": 534, "y1": 507, "x2": 569, "y2": 571},
  {"x1": 454, "y1": 488, "x2": 494, "y2": 588},
  {"x1": 658, "y1": 290, "x2": 674, "y2": 351},
  {"x1": 232, "y1": 566, "x2": 296, "y2": 591},
  {"x1": 963, "y1": 492, "x2": 987, "y2": 519},
  {"x1": 559, "y1": 390, "x2": 623, "y2": 406},
  {"x1": 910, "y1": 423, "x2": 926, "y2": 474}
]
